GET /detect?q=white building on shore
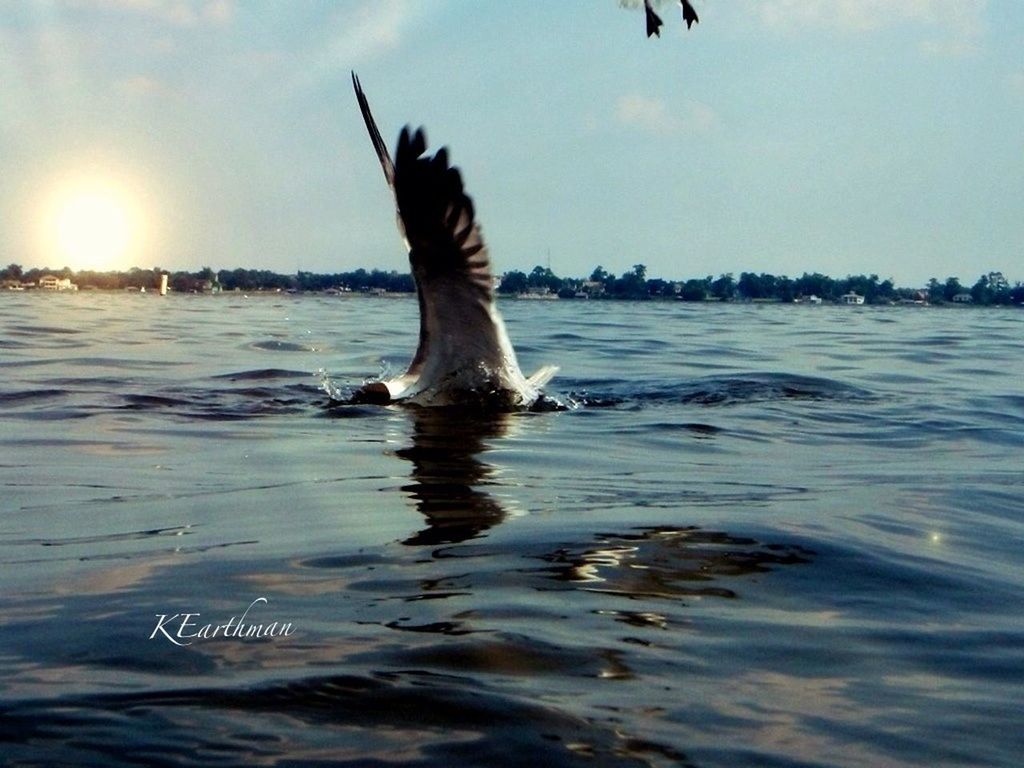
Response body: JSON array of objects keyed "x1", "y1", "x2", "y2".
[{"x1": 38, "y1": 275, "x2": 79, "y2": 291}]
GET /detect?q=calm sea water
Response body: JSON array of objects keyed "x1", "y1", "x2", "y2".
[{"x1": 1, "y1": 292, "x2": 1022, "y2": 767}]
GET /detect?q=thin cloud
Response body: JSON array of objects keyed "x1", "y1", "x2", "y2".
[
  {"x1": 312, "y1": 0, "x2": 421, "y2": 72},
  {"x1": 750, "y1": 0, "x2": 986, "y2": 56},
  {"x1": 615, "y1": 93, "x2": 717, "y2": 135},
  {"x1": 751, "y1": 0, "x2": 983, "y2": 32},
  {"x1": 200, "y1": 0, "x2": 231, "y2": 25},
  {"x1": 917, "y1": 36, "x2": 979, "y2": 57},
  {"x1": 1008, "y1": 72, "x2": 1024, "y2": 98},
  {"x1": 65, "y1": 0, "x2": 234, "y2": 27},
  {"x1": 115, "y1": 74, "x2": 178, "y2": 98}
]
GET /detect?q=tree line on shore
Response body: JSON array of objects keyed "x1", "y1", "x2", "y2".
[{"x1": 2, "y1": 262, "x2": 1021, "y2": 306}]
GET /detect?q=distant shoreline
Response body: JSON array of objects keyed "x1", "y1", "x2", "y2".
[
  {"x1": 2, "y1": 264, "x2": 1020, "y2": 307},
  {"x1": 3, "y1": 286, "x2": 1020, "y2": 309}
]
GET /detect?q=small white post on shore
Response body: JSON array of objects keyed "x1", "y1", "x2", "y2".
[{"x1": 159, "y1": 273, "x2": 168, "y2": 296}]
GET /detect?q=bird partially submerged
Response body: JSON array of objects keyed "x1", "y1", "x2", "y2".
[{"x1": 351, "y1": 74, "x2": 558, "y2": 409}]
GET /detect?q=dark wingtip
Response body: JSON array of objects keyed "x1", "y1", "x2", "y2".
[
  {"x1": 408, "y1": 126, "x2": 427, "y2": 158},
  {"x1": 432, "y1": 147, "x2": 449, "y2": 171},
  {"x1": 398, "y1": 125, "x2": 428, "y2": 161},
  {"x1": 391, "y1": 115, "x2": 492, "y2": 299},
  {"x1": 644, "y1": 0, "x2": 664, "y2": 38},
  {"x1": 681, "y1": 0, "x2": 699, "y2": 29}
]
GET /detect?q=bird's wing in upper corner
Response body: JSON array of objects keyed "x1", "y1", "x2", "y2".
[
  {"x1": 644, "y1": 0, "x2": 664, "y2": 37},
  {"x1": 680, "y1": 0, "x2": 699, "y2": 29}
]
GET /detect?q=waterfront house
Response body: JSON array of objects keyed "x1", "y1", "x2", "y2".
[
  {"x1": 841, "y1": 292, "x2": 865, "y2": 305},
  {"x1": 38, "y1": 275, "x2": 78, "y2": 291}
]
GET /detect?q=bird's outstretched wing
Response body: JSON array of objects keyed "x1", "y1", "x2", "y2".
[
  {"x1": 393, "y1": 126, "x2": 494, "y2": 303},
  {"x1": 351, "y1": 73, "x2": 492, "y2": 301},
  {"x1": 351, "y1": 73, "x2": 503, "y2": 401},
  {"x1": 644, "y1": 0, "x2": 664, "y2": 37}
]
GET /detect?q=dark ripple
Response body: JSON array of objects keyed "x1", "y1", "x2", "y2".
[
  {"x1": 250, "y1": 340, "x2": 316, "y2": 352},
  {"x1": 676, "y1": 373, "x2": 872, "y2": 406},
  {"x1": 300, "y1": 553, "x2": 388, "y2": 569},
  {"x1": 67, "y1": 357, "x2": 184, "y2": 370},
  {"x1": 120, "y1": 393, "x2": 191, "y2": 408},
  {"x1": 0, "y1": 672, "x2": 669, "y2": 767},
  {"x1": 37, "y1": 376, "x2": 126, "y2": 387},
  {"x1": 11, "y1": 525, "x2": 194, "y2": 548},
  {"x1": 1, "y1": 379, "x2": 325, "y2": 422},
  {"x1": 212, "y1": 368, "x2": 309, "y2": 381},
  {"x1": 6, "y1": 324, "x2": 83, "y2": 336},
  {"x1": 794, "y1": 536, "x2": 1021, "y2": 620},
  {"x1": 12, "y1": 407, "x2": 95, "y2": 421},
  {"x1": 808, "y1": 407, "x2": 1024, "y2": 449},
  {"x1": 0, "y1": 388, "x2": 68, "y2": 405},
  {"x1": 916, "y1": 333, "x2": 971, "y2": 346},
  {"x1": 386, "y1": 634, "x2": 608, "y2": 676},
  {"x1": 112, "y1": 383, "x2": 323, "y2": 420},
  {"x1": 993, "y1": 393, "x2": 1024, "y2": 413},
  {"x1": 566, "y1": 373, "x2": 871, "y2": 409}
]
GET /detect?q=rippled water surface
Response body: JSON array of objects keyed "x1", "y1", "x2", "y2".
[{"x1": 1, "y1": 292, "x2": 1022, "y2": 767}]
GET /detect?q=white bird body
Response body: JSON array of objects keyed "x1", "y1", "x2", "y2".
[{"x1": 352, "y1": 74, "x2": 557, "y2": 409}]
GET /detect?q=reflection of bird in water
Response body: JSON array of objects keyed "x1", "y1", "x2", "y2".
[
  {"x1": 638, "y1": 0, "x2": 699, "y2": 38},
  {"x1": 396, "y1": 408, "x2": 513, "y2": 546},
  {"x1": 350, "y1": 74, "x2": 557, "y2": 409}
]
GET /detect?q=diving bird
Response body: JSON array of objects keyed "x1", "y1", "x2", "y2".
[{"x1": 350, "y1": 74, "x2": 558, "y2": 409}]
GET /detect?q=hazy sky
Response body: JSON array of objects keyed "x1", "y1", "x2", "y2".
[{"x1": 1, "y1": 0, "x2": 1022, "y2": 285}]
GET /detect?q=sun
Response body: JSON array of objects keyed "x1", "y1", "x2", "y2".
[
  {"x1": 55, "y1": 191, "x2": 131, "y2": 268},
  {"x1": 39, "y1": 176, "x2": 146, "y2": 271}
]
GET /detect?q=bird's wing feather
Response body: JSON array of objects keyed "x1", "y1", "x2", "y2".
[
  {"x1": 394, "y1": 127, "x2": 494, "y2": 302},
  {"x1": 351, "y1": 72, "x2": 394, "y2": 188},
  {"x1": 393, "y1": 126, "x2": 502, "y2": 380},
  {"x1": 352, "y1": 73, "x2": 430, "y2": 378}
]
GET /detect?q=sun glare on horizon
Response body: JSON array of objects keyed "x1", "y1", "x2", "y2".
[{"x1": 39, "y1": 176, "x2": 147, "y2": 271}]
